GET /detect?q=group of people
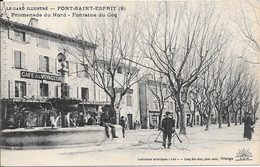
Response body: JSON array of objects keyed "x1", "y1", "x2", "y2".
[
  {"x1": 160, "y1": 111, "x2": 256, "y2": 149},
  {"x1": 100, "y1": 110, "x2": 140, "y2": 139},
  {"x1": 76, "y1": 109, "x2": 256, "y2": 144},
  {"x1": 100, "y1": 110, "x2": 127, "y2": 139}
]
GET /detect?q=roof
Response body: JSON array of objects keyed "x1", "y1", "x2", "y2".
[{"x1": 0, "y1": 18, "x2": 97, "y2": 49}]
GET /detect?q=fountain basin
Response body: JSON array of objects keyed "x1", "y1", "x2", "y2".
[{"x1": 1, "y1": 125, "x2": 122, "y2": 149}]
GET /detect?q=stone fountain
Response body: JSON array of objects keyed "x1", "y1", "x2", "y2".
[{"x1": 1, "y1": 53, "x2": 122, "y2": 149}]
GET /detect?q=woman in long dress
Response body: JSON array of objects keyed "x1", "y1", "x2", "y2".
[{"x1": 243, "y1": 113, "x2": 255, "y2": 141}]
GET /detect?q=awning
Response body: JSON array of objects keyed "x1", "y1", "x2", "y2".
[
  {"x1": 0, "y1": 98, "x2": 50, "y2": 104},
  {"x1": 79, "y1": 100, "x2": 110, "y2": 106}
]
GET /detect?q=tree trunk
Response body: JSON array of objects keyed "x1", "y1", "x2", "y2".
[
  {"x1": 205, "y1": 113, "x2": 211, "y2": 131},
  {"x1": 110, "y1": 97, "x2": 117, "y2": 124},
  {"x1": 218, "y1": 108, "x2": 222, "y2": 128},
  {"x1": 176, "y1": 111, "x2": 180, "y2": 129},
  {"x1": 190, "y1": 113, "x2": 194, "y2": 127},
  {"x1": 158, "y1": 110, "x2": 163, "y2": 130},
  {"x1": 234, "y1": 111, "x2": 238, "y2": 126},
  {"x1": 227, "y1": 109, "x2": 230, "y2": 127},
  {"x1": 205, "y1": 102, "x2": 212, "y2": 131},
  {"x1": 179, "y1": 104, "x2": 186, "y2": 134},
  {"x1": 200, "y1": 113, "x2": 203, "y2": 126},
  {"x1": 193, "y1": 114, "x2": 196, "y2": 126},
  {"x1": 239, "y1": 107, "x2": 242, "y2": 125},
  {"x1": 176, "y1": 95, "x2": 186, "y2": 134}
]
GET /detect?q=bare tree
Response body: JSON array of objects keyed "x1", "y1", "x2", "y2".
[
  {"x1": 231, "y1": 0, "x2": 260, "y2": 64},
  {"x1": 63, "y1": 14, "x2": 146, "y2": 123},
  {"x1": 141, "y1": 2, "x2": 228, "y2": 134},
  {"x1": 200, "y1": 65, "x2": 216, "y2": 131},
  {"x1": 212, "y1": 56, "x2": 232, "y2": 129},
  {"x1": 146, "y1": 73, "x2": 172, "y2": 129},
  {"x1": 233, "y1": 0, "x2": 260, "y2": 52}
]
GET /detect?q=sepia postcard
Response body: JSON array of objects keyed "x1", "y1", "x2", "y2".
[{"x1": 0, "y1": 0, "x2": 260, "y2": 166}]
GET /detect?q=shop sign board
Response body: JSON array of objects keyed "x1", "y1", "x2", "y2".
[{"x1": 20, "y1": 71, "x2": 61, "y2": 82}]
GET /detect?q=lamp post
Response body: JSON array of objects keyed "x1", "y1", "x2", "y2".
[
  {"x1": 57, "y1": 52, "x2": 69, "y2": 127},
  {"x1": 57, "y1": 53, "x2": 69, "y2": 99}
]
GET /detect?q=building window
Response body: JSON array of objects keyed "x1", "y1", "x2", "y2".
[
  {"x1": 126, "y1": 95, "x2": 132, "y2": 106},
  {"x1": 14, "y1": 50, "x2": 26, "y2": 69},
  {"x1": 40, "y1": 83, "x2": 49, "y2": 97},
  {"x1": 81, "y1": 88, "x2": 89, "y2": 100},
  {"x1": 14, "y1": 30, "x2": 25, "y2": 42},
  {"x1": 77, "y1": 63, "x2": 88, "y2": 78},
  {"x1": 55, "y1": 85, "x2": 59, "y2": 97},
  {"x1": 117, "y1": 66, "x2": 122, "y2": 74},
  {"x1": 39, "y1": 55, "x2": 50, "y2": 72},
  {"x1": 15, "y1": 81, "x2": 26, "y2": 98},
  {"x1": 38, "y1": 36, "x2": 49, "y2": 48}
]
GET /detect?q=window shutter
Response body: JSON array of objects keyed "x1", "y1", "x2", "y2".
[
  {"x1": 39, "y1": 55, "x2": 44, "y2": 72},
  {"x1": 26, "y1": 82, "x2": 30, "y2": 97},
  {"x1": 49, "y1": 57, "x2": 54, "y2": 73},
  {"x1": 55, "y1": 85, "x2": 59, "y2": 97},
  {"x1": 14, "y1": 51, "x2": 21, "y2": 68},
  {"x1": 78, "y1": 64, "x2": 83, "y2": 78},
  {"x1": 48, "y1": 84, "x2": 52, "y2": 97},
  {"x1": 55, "y1": 58, "x2": 59, "y2": 73},
  {"x1": 9, "y1": 80, "x2": 14, "y2": 98},
  {"x1": 8, "y1": 29, "x2": 14, "y2": 39},
  {"x1": 25, "y1": 33, "x2": 31, "y2": 43},
  {"x1": 77, "y1": 87, "x2": 79, "y2": 98},
  {"x1": 58, "y1": 85, "x2": 61, "y2": 98},
  {"x1": 21, "y1": 52, "x2": 26, "y2": 69}
]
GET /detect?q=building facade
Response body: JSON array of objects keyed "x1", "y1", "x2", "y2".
[
  {"x1": 0, "y1": 18, "x2": 140, "y2": 130},
  {"x1": 139, "y1": 76, "x2": 203, "y2": 129},
  {"x1": 138, "y1": 78, "x2": 176, "y2": 129}
]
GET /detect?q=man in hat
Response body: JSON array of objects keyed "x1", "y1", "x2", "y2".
[
  {"x1": 119, "y1": 116, "x2": 126, "y2": 138},
  {"x1": 100, "y1": 110, "x2": 118, "y2": 138},
  {"x1": 161, "y1": 111, "x2": 175, "y2": 148}
]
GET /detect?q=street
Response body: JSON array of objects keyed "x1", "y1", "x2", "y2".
[{"x1": 1, "y1": 121, "x2": 260, "y2": 166}]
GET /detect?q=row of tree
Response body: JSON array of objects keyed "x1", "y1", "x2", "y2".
[{"x1": 64, "y1": 1, "x2": 259, "y2": 134}]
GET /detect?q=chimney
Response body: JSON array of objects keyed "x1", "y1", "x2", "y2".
[{"x1": 28, "y1": 18, "x2": 38, "y2": 28}]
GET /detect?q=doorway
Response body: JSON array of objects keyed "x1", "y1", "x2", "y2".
[{"x1": 127, "y1": 114, "x2": 133, "y2": 129}]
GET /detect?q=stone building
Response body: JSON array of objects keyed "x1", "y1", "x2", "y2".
[
  {"x1": 138, "y1": 77, "x2": 176, "y2": 129},
  {"x1": 0, "y1": 18, "x2": 140, "y2": 130}
]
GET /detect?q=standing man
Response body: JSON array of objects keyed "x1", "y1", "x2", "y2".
[
  {"x1": 100, "y1": 110, "x2": 118, "y2": 139},
  {"x1": 134, "y1": 120, "x2": 137, "y2": 130},
  {"x1": 161, "y1": 111, "x2": 175, "y2": 149},
  {"x1": 119, "y1": 116, "x2": 126, "y2": 138}
]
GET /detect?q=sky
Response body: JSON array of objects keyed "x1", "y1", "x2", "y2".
[{"x1": 1, "y1": 0, "x2": 260, "y2": 93}]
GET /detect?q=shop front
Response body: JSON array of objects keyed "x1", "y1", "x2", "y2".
[
  {"x1": 0, "y1": 98, "x2": 53, "y2": 130},
  {"x1": 149, "y1": 110, "x2": 160, "y2": 129},
  {"x1": 79, "y1": 101, "x2": 111, "y2": 125}
]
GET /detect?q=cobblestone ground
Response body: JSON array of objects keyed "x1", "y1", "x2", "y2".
[{"x1": 1, "y1": 121, "x2": 260, "y2": 166}]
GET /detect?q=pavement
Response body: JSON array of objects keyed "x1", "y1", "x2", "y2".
[{"x1": 1, "y1": 121, "x2": 260, "y2": 166}]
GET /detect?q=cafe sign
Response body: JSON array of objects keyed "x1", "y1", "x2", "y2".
[{"x1": 21, "y1": 71, "x2": 61, "y2": 82}]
